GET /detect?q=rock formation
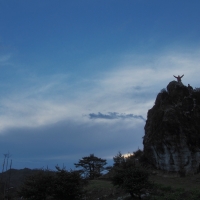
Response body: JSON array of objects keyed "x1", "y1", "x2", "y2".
[{"x1": 143, "y1": 81, "x2": 200, "y2": 175}]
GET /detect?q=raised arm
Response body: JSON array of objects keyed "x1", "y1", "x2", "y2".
[
  {"x1": 173, "y1": 75, "x2": 177, "y2": 78},
  {"x1": 180, "y1": 74, "x2": 184, "y2": 78}
]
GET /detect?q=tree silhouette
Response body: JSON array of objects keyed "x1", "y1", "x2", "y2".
[
  {"x1": 18, "y1": 170, "x2": 54, "y2": 200},
  {"x1": 112, "y1": 151, "x2": 150, "y2": 199},
  {"x1": 18, "y1": 167, "x2": 86, "y2": 200},
  {"x1": 74, "y1": 154, "x2": 107, "y2": 179}
]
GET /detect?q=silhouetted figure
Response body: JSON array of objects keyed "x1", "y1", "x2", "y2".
[
  {"x1": 173, "y1": 74, "x2": 184, "y2": 83},
  {"x1": 188, "y1": 84, "x2": 193, "y2": 91}
]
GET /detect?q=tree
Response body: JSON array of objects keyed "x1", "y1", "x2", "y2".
[
  {"x1": 113, "y1": 151, "x2": 125, "y2": 167},
  {"x1": 113, "y1": 151, "x2": 137, "y2": 169},
  {"x1": 112, "y1": 167, "x2": 150, "y2": 199},
  {"x1": 74, "y1": 154, "x2": 107, "y2": 179},
  {"x1": 112, "y1": 151, "x2": 150, "y2": 199}
]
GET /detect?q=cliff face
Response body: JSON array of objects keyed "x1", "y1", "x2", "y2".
[{"x1": 143, "y1": 81, "x2": 200, "y2": 174}]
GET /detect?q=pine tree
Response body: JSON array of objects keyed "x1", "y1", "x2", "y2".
[{"x1": 74, "y1": 154, "x2": 107, "y2": 179}]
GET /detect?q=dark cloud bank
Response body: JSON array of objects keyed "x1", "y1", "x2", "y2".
[
  {"x1": 89, "y1": 112, "x2": 146, "y2": 121},
  {"x1": 0, "y1": 119, "x2": 144, "y2": 170}
]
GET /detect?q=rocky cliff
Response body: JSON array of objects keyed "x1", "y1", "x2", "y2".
[{"x1": 143, "y1": 81, "x2": 200, "y2": 175}]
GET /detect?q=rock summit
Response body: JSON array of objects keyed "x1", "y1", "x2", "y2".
[{"x1": 143, "y1": 81, "x2": 200, "y2": 174}]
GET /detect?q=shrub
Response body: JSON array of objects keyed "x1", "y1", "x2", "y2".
[
  {"x1": 112, "y1": 166, "x2": 150, "y2": 199},
  {"x1": 160, "y1": 88, "x2": 168, "y2": 93},
  {"x1": 18, "y1": 167, "x2": 87, "y2": 200},
  {"x1": 52, "y1": 166, "x2": 86, "y2": 200},
  {"x1": 111, "y1": 151, "x2": 151, "y2": 199},
  {"x1": 18, "y1": 170, "x2": 54, "y2": 200}
]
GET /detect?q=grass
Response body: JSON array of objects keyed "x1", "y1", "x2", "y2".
[
  {"x1": 148, "y1": 172, "x2": 200, "y2": 200},
  {"x1": 86, "y1": 179, "x2": 114, "y2": 190},
  {"x1": 84, "y1": 179, "x2": 129, "y2": 200},
  {"x1": 84, "y1": 171, "x2": 200, "y2": 200},
  {"x1": 149, "y1": 171, "x2": 200, "y2": 191},
  {"x1": 3, "y1": 168, "x2": 200, "y2": 199}
]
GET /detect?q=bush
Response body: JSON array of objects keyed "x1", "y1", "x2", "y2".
[
  {"x1": 52, "y1": 166, "x2": 86, "y2": 200},
  {"x1": 18, "y1": 167, "x2": 87, "y2": 200},
  {"x1": 112, "y1": 166, "x2": 150, "y2": 199},
  {"x1": 18, "y1": 170, "x2": 54, "y2": 200},
  {"x1": 111, "y1": 151, "x2": 151, "y2": 199},
  {"x1": 160, "y1": 88, "x2": 168, "y2": 93}
]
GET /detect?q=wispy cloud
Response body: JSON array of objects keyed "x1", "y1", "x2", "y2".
[
  {"x1": 0, "y1": 48, "x2": 199, "y2": 133},
  {"x1": 0, "y1": 47, "x2": 200, "y2": 170},
  {"x1": 88, "y1": 112, "x2": 146, "y2": 121}
]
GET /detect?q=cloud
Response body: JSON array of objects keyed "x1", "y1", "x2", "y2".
[
  {"x1": 88, "y1": 112, "x2": 146, "y2": 121},
  {"x1": 1, "y1": 46, "x2": 200, "y2": 169},
  {"x1": 0, "y1": 47, "x2": 200, "y2": 134},
  {"x1": 0, "y1": 118, "x2": 144, "y2": 169}
]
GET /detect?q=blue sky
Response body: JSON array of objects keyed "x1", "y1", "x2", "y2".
[{"x1": 0, "y1": 0, "x2": 200, "y2": 170}]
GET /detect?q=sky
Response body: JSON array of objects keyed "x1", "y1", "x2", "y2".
[{"x1": 0, "y1": 0, "x2": 200, "y2": 170}]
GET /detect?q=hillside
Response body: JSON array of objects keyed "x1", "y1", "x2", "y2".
[{"x1": 0, "y1": 168, "x2": 47, "y2": 189}]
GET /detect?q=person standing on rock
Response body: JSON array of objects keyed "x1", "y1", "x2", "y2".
[
  {"x1": 188, "y1": 84, "x2": 193, "y2": 90},
  {"x1": 173, "y1": 74, "x2": 184, "y2": 83}
]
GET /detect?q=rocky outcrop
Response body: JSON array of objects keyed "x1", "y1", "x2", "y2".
[{"x1": 143, "y1": 81, "x2": 200, "y2": 175}]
